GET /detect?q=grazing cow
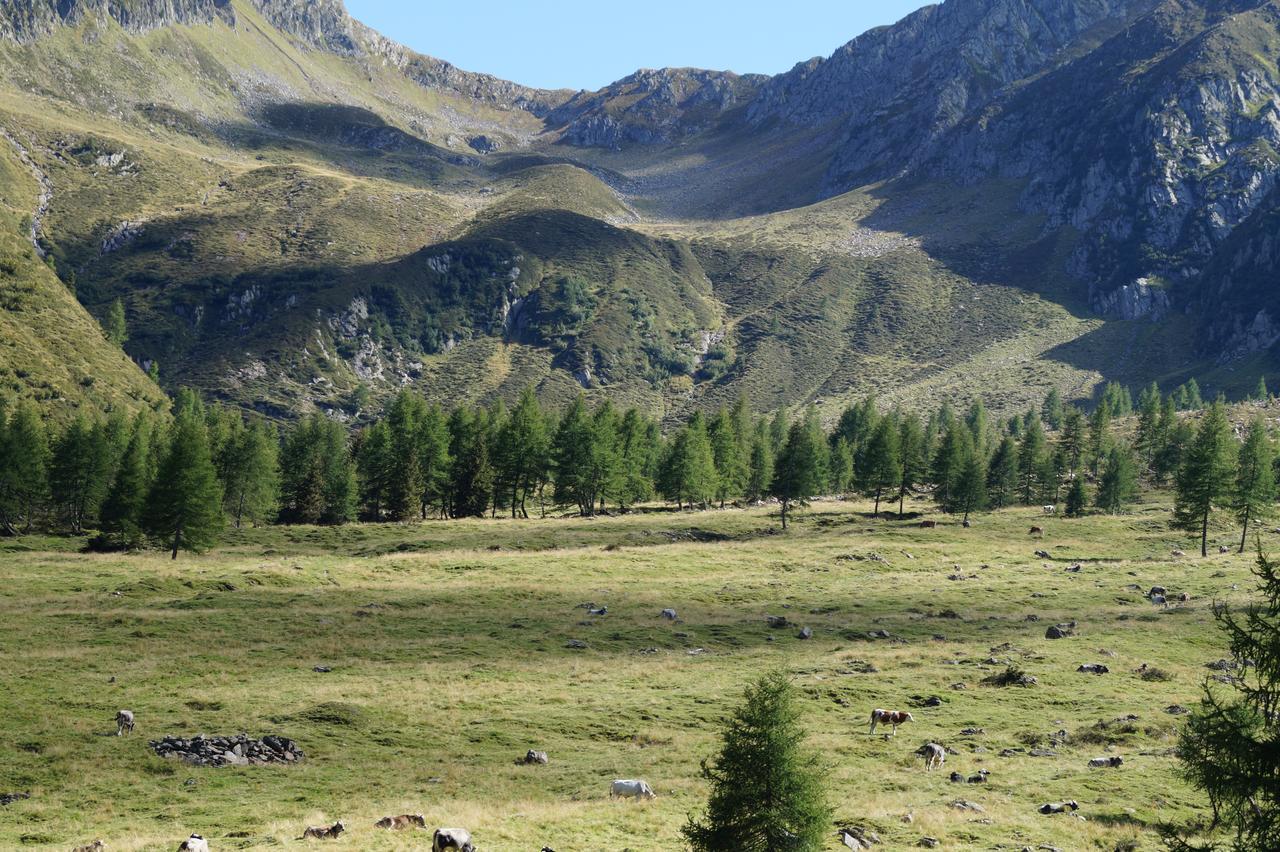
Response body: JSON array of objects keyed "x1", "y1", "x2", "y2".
[
  {"x1": 916, "y1": 742, "x2": 946, "y2": 770},
  {"x1": 177, "y1": 836, "x2": 209, "y2": 852},
  {"x1": 968, "y1": 769, "x2": 990, "y2": 784},
  {"x1": 72, "y1": 841, "x2": 105, "y2": 852},
  {"x1": 1039, "y1": 800, "x2": 1080, "y2": 814},
  {"x1": 301, "y1": 821, "x2": 345, "y2": 840},
  {"x1": 919, "y1": 520, "x2": 938, "y2": 529},
  {"x1": 376, "y1": 814, "x2": 427, "y2": 830},
  {"x1": 1089, "y1": 756, "x2": 1124, "y2": 768},
  {"x1": 869, "y1": 709, "x2": 915, "y2": 736},
  {"x1": 433, "y1": 828, "x2": 475, "y2": 852},
  {"x1": 1043, "y1": 505, "x2": 1057, "y2": 516},
  {"x1": 1029, "y1": 526, "x2": 1044, "y2": 537},
  {"x1": 115, "y1": 710, "x2": 134, "y2": 736},
  {"x1": 610, "y1": 779, "x2": 656, "y2": 800}
]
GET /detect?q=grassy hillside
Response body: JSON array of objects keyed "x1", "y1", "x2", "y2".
[{"x1": 0, "y1": 496, "x2": 1242, "y2": 849}]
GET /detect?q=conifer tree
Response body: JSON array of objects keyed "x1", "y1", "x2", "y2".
[
  {"x1": 932, "y1": 424, "x2": 969, "y2": 510},
  {"x1": 1018, "y1": 415, "x2": 1048, "y2": 505},
  {"x1": 1135, "y1": 383, "x2": 1163, "y2": 464},
  {"x1": 1087, "y1": 403, "x2": 1112, "y2": 477},
  {"x1": 828, "y1": 437, "x2": 854, "y2": 495},
  {"x1": 746, "y1": 421, "x2": 775, "y2": 503},
  {"x1": 709, "y1": 407, "x2": 746, "y2": 508},
  {"x1": 553, "y1": 395, "x2": 596, "y2": 515},
  {"x1": 50, "y1": 415, "x2": 104, "y2": 533},
  {"x1": 357, "y1": 420, "x2": 394, "y2": 520},
  {"x1": 417, "y1": 404, "x2": 452, "y2": 519},
  {"x1": 863, "y1": 417, "x2": 900, "y2": 515},
  {"x1": 952, "y1": 437, "x2": 986, "y2": 523},
  {"x1": 683, "y1": 671, "x2": 831, "y2": 852},
  {"x1": 143, "y1": 405, "x2": 223, "y2": 558},
  {"x1": 986, "y1": 435, "x2": 1020, "y2": 509},
  {"x1": 100, "y1": 414, "x2": 152, "y2": 548},
  {"x1": 496, "y1": 387, "x2": 550, "y2": 518},
  {"x1": 896, "y1": 414, "x2": 926, "y2": 516},
  {"x1": 1065, "y1": 476, "x2": 1088, "y2": 518},
  {"x1": 0, "y1": 402, "x2": 49, "y2": 534},
  {"x1": 1096, "y1": 444, "x2": 1138, "y2": 514},
  {"x1": 1255, "y1": 376, "x2": 1270, "y2": 402},
  {"x1": 1173, "y1": 400, "x2": 1237, "y2": 557},
  {"x1": 772, "y1": 421, "x2": 821, "y2": 530},
  {"x1": 1042, "y1": 387, "x2": 1064, "y2": 429},
  {"x1": 104, "y1": 297, "x2": 127, "y2": 347},
  {"x1": 661, "y1": 414, "x2": 717, "y2": 510},
  {"x1": 1174, "y1": 550, "x2": 1280, "y2": 851},
  {"x1": 448, "y1": 407, "x2": 495, "y2": 518},
  {"x1": 222, "y1": 419, "x2": 279, "y2": 528},
  {"x1": 385, "y1": 390, "x2": 426, "y2": 521},
  {"x1": 616, "y1": 408, "x2": 658, "y2": 510},
  {"x1": 1058, "y1": 408, "x2": 1087, "y2": 475},
  {"x1": 1234, "y1": 416, "x2": 1275, "y2": 554}
]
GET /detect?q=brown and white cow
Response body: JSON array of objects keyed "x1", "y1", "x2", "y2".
[
  {"x1": 72, "y1": 841, "x2": 105, "y2": 852},
  {"x1": 376, "y1": 814, "x2": 426, "y2": 830},
  {"x1": 869, "y1": 709, "x2": 914, "y2": 737}
]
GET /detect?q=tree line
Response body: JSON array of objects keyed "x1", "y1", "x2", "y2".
[{"x1": 0, "y1": 376, "x2": 1273, "y2": 555}]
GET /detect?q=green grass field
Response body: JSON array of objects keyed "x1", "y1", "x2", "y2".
[{"x1": 0, "y1": 496, "x2": 1248, "y2": 850}]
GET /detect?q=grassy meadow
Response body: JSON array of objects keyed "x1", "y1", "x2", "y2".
[{"x1": 0, "y1": 496, "x2": 1252, "y2": 850}]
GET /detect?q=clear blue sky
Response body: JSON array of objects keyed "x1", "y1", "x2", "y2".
[{"x1": 344, "y1": 1, "x2": 930, "y2": 91}]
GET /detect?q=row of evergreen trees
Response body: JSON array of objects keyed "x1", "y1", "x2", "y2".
[{"x1": 0, "y1": 377, "x2": 1272, "y2": 555}]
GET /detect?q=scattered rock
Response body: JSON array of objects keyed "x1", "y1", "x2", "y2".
[
  {"x1": 0, "y1": 792, "x2": 30, "y2": 806},
  {"x1": 1045, "y1": 625, "x2": 1070, "y2": 639},
  {"x1": 587, "y1": 607, "x2": 608, "y2": 616},
  {"x1": 149, "y1": 734, "x2": 303, "y2": 767},
  {"x1": 837, "y1": 826, "x2": 880, "y2": 849},
  {"x1": 1088, "y1": 756, "x2": 1123, "y2": 768},
  {"x1": 1035, "y1": 550, "x2": 1052, "y2": 559},
  {"x1": 1165, "y1": 704, "x2": 1192, "y2": 715},
  {"x1": 959, "y1": 727, "x2": 985, "y2": 736},
  {"x1": 867, "y1": 629, "x2": 893, "y2": 640},
  {"x1": 1207, "y1": 658, "x2": 1239, "y2": 671},
  {"x1": 918, "y1": 838, "x2": 940, "y2": 848},
  {"x1": 767, "y1": 615, "x2": 790, "y2": 629},
  {"x1": 660, "y1": 609, "x2": 678, "y2": 620},
  {"x1": 312, "y1": 666, "x2": 332, "y2": 673},
  {"x1": 517, "y1": 749, "x2": 549, "y2": 765},
  {"x1": 1077, "y1": 664, "x2": 1110, "y2": 675},
  {"x1": 565, "y1": 640, "x2": 588, "y2": 650},
  {"x1": 1172, "y1": 550, "x2": 1186, "y2": 558},
  {"x1": 797, "y1": 626, "x2": 814, "y2": 640},
  {"x1": 951, "y1": 800, "x2": 984, "y2": 812}
]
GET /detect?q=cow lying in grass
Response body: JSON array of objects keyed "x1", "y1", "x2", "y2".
[
  {"x1": 301, "y1": 820, "x2": 345, "y2": 839},
  {"x1": 376, "y1": 814, "x2": 426, "y2": 830},
  {"x1": 610, "y1": 779, "x2": 656, "y2": 799},
  {"x1": 177, "y1": 836, "x2": 208, "y2": 852},
  {"x1": 869, "y1": 709, "x2": 914, "y2": 736},
  {"x1": 434, "y1": 828, "x2": 475, "y2": 851}
]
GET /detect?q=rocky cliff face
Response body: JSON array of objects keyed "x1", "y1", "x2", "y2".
[
  {"x1": 0, "y1": 0, "x2": 234, "y2": 41},
  {"x1": 747, "y1": 0, "x2": 1151, "y2": 185},
  {"x1": 549, "y1": 68, "x2": 765, "y2": 148}
]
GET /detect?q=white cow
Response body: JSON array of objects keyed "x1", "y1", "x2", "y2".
[
  {"x1": 610, "y1": 779, "x2": 656, "y2": 800},
  {"x1": 116, "y1": 710, "x2": 134, "y2": 736},
  {"x1": 916, "y1": 743, "x2": 946, "y2": 771},
  {"x1": 1043, "y1": 505, "x2": 1057, "y2": 516},
  {"x1": 433, "y1": 828, "x2": 475, "y2": 852},
  {"x1": 177, "y1": 835, "x2": 209, "y2": 852}
]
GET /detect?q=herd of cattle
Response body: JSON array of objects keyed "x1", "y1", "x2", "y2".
[{"x1": 81, "y1": 700, "x2": 1110, "y2": 850}]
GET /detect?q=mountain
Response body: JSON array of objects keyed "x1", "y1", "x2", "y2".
[{"x1": 0, "y1": 0, "x2": 1278, "y2": 423}]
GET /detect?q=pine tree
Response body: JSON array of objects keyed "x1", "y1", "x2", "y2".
[
  {"x1": 1096, "y1": 445, "x2": 1138, "y2": 514},
  {"x1": 952, "y1": 438, "x2": 986, "y2": 523},
  {"x1": 986, "y1": 435, "x2": 1020, "y2": 509},
  {"x1": 1234, "y1": 416, "x2": 1275, "y2": 554},
  {"x1": 709, "y1": 407, "x2": 746, "y2": 508},
  {"x1": 1135, "y1": 383, "x2": 1163, "y2": 465},
  {"x1": 1018, "y1": 415, "x2": 1048, "y2": 505},
  {"x1": 966, "y1": 399, "x2": 992, "y2": 458},
  {"x1": 828, "y1": 437, "x2": 854, "y2": 495},
  {"x1": 896, "y1": 414, "x2": 926, "y2": 517},
  {"x1": 683, "y1": 671, "x2": 831, "y2": 852},
  {"x1": 448, "y1": 407, "x2": 495, "y2": 518},
  {"x1": 616, "y1": 408, "x2": 658, "y2": 510},
  {"x1": 1058, "y1": 408, "x2": 1087, "y2": 475},
  {"x1": 417, "y1": 404, "x2": 452, "y2": 518},
  {"x1": 862, "y1": 417, "x2": 900, "y2": 515},
  {"x1": 1087, "y1": 403, "x2": 1112, "y2": 477},
  {"x1": 932, "y1": 424, "x2": 969, "y2": 510},
  {"x1": 143, "y1": 405, "x2": 223, "y2": 558},
  {"x1": 100, "y1": 414, "x2": 152, "y2": 548},
  {"x1": 496, "y1": 387, "x2": 550, "y2": 518},
  {"x1": 772, "y1": 421, "x2": 821, "y2": 530},
  {"x1": 385, "y1": 391, "x2": 426, "y2": 521},
  {"x1": 1065, "y1": 476, "x2": 1088, "y2": 517},
  {"x1": 357, "y1": 420, "x2": 394, "y2": 521},
  {"x1": 552, "y1": 395, "x2": 595, "y2": 515},
  {"x1": 1174, "y1": 550, "x2": 1280, "y2": 851},
  {"x1": 661, "y1": 414, "x2": 718, "y2": 510},
  {"x1": 49, "y1": 415, "x2": 106, "y2": 533},
  {"x1": 1255, "y1": 376, "x2": 1270, "y2": 402},
  {"x1": 223, "y1": 419, "x2": 279, "y2": 528},
  {"x1": 1173, "y1": 400, "x2": 1237, "y2": 557},
  {"x1": 104, "y1": 297, "x2": 127, "y2": 346},
  {"x1": 0, "y1": 402, "x2": 49, "y2": 534},
  {"x1": 1042, "y1": 387, "x2": 1064, "y2": 430},
  {"x1": 746, "y1": 421, "x2": 775, "y2": 503}
]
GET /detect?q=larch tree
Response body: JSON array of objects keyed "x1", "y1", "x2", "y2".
[
  {"x1": 0, "y1": 402, "x2": 49, "y2": 534},
  {"x1": 771, "y1": 421, "x2": 821, "y2": 530},
  {"x1": 1173, "y1": 400, "x2": 1237, "y2": 557},
  {"x1": 143, "y1": 405, "x2": 223, "y2": 558},
  {"x1": 99, "y1": 414, "x2": 153, "y2": 548},
  {"x1": 1233, "y1": 416, "x2": 1275, "y2": 554},
  {"x1": 862, "y1": 416, "x2": 900, "y2": 515},
  {"x1": 683, "y1": 671, "x2": 831, "y2": 852}
]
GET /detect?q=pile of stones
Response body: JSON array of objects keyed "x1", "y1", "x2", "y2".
[{"x1": 149, "y1": 734, "x2": 303, "y2": 766}]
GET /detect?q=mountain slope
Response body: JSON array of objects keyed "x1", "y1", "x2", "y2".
[{"x1": 1, "y1": 0, "x2": 1279, "y2": 422}]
